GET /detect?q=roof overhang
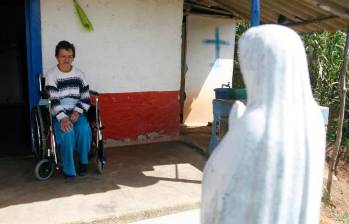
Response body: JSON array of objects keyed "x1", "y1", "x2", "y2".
[{"x1": 186, "y1": 0, "x2": 349, "y2": 32}]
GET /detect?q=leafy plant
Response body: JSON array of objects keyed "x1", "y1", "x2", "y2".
[
  {"x1": 302, "y1": 31, "x2": 347, "y2": 145},
  {"x1": 232, "y1": 22, "x2": 250, "y2": 88},
  {"x1": 73, "y1": 0, "x2": 93, "y2": 32}
]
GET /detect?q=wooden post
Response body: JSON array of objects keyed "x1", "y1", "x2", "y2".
[
  {"x1": 326, "y1": 24, "x2": 349, "y2": 198},
  {"x1": 179, "y1": 16, "x2": 188, "y2": 123}
]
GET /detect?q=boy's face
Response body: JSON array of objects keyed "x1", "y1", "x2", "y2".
[{"x1": 56, "y1": 48, "x2": 74, "y2": 72}]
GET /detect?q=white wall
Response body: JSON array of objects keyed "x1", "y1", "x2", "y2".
[
  {"x1": 184, "y1": 15, "x2": 236, "y2": 126},
  {"x1": 41, "y1": 0, "x2": 183, "y2": 93}
]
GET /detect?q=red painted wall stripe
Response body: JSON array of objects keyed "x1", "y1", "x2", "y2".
[{"x1": 97, "y1": 91, "x2": 180, "y2": 140}]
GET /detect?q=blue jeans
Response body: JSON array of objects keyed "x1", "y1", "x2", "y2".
[{"x1": 53, "y1": 115, "x2": 92, "y2": 176}]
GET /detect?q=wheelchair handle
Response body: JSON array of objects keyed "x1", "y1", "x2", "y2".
[{"x1": 89, "y1": 90, "x2": 99, "y2": 96}]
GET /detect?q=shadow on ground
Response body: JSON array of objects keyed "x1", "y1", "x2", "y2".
[{"x1": 0, "y1": 141, "x2": 207, "y2": 209}]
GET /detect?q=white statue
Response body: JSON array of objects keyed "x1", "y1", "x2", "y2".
[
  {"x1": 228, "y1": 101, "x2": 246, "y2": 128},
  {"x1": 201, "y1": 25, "x2": 325, "y2": 224}
]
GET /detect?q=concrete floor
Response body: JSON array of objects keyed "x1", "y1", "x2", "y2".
[
  {"x1": 0, "y1": 141, "x2": 207, "y2": 224},
  {"x1": 131, "y1": 209, "x2": 200, "y2": 224}
]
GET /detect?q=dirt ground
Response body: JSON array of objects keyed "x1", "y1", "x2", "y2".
[
  {"x1": 180, "y1": 125, "x2": 212, "y2": 154},
  {"x1": 321, "y1": 163, "x2": 349, "y2": 224},
  {"x1": 183, "y1": 125, "x2": 349, "y2": 224}
]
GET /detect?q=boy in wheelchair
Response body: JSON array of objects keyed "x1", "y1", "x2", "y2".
[{"x1": 45, "y1": 40, "x2": 93, "y2": 179}]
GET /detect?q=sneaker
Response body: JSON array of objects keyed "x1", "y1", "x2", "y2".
[{"x1": 79, "y1": 164, "x2": 88, "y2": 176}]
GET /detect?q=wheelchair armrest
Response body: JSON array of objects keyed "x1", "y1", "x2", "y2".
[
  {"x1": 40, "y1": 91, "x2": 50, "y2": 99},
  {"x1": 89, "y1": 90, "x2": 99, "y2": 96}
]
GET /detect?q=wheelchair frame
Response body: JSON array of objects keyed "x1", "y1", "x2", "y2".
[{"x1": 31, "y1": 74, "x2": 106, "y2": 181}]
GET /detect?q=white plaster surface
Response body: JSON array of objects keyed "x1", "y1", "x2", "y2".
[
  {"x1": 41, "y1": 0, "x2": 183, "y2": 93},
  {"x1": 184, "y1": 15, "x2": 236, "y2": 126},
  {"x1": 228, "y1": 100, "x2": 246, "y2": 128},
  {"x1": 201, "y1": 25, "x2": 326, "y2": 224}
]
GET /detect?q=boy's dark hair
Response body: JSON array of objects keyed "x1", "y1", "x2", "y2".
[{"x1": 55, "y1": 40, "x2": 75, "y2": 58}]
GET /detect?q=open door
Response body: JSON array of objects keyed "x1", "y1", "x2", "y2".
[{"x1": 0, "y1": 0, "x2": 31, "y2": 157}]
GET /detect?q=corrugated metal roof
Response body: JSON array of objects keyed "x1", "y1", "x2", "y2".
[{"x1": 190, "y1": 0, "x2": 349, "y2": 32}]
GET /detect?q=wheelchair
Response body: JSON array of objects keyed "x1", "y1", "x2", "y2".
[{"x1": 31, "y1": 75, "x2": 106, "y2": 181}]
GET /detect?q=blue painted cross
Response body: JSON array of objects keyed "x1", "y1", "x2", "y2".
[{"x1": 203, "y1": 27, "x2": 230, "y2": 60}]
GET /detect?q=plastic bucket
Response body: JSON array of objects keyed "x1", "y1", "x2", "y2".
[{"x1": 214, "y1": 88, "x2": 247, "y2": 100}]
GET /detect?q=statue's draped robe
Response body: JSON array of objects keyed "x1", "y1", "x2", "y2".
[{"x1": 201, "y1": 25, "x2": 325, "y2": 224}]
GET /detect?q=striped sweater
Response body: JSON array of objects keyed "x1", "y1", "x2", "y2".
[{"x1": 45, "y1": 66, "x2": 90, "y2": 121}]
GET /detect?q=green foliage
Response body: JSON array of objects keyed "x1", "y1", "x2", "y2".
[
  {"x1": 336, "y1": 213, "x2": 349, "y2": 223},
  {"x1": 303, "y1": 31, "x2": 345, "y2": 107},
  {"x1": 232, "y1": 22, "x2": 250, "y2": 88},
  {"x1": 302, "y1": 31, "x2": 347, "y2": 145},
  {"x1": 235, "y1": 21, "x2": 250, "y2": 41}
]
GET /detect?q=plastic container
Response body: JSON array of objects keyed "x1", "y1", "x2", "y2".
[
  {"x1": 229, "y1": 88, "x2": 247, "y2": 100},
  {"x1": 214, "y1": 88, "x2": 247, "y2": 100},
  {"x1": 214, "y1": 88, "x2": 231, "y2": 99}
]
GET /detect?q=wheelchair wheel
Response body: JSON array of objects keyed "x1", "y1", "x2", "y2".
[
  {"x1": 31, "y1": 106, "x2": 50, "y2": 160},
  {"x1": 96, "y1": 140, "x2": 106, "y2": 174},
  {"x1": 96, "y1": 160, "x2": 104, "y2": 174},
  {"x1": 88, "y1": 142, "x2": 97, "y2": 160},
  {"x1": 96, "y1": 156, "x2": 106, "y2": 174},
  {"x1": 31, "y1": 107, "x2": 42, "y2": 159},
  {"x1": 35, "y1": 159, "x2": 55, "y2": 181}
]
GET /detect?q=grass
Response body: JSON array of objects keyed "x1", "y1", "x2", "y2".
[{"x1": 337, "y1": 213, "x2": 349, "y2": 223}]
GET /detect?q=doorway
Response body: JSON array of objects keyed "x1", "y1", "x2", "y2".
[{"x1": 0, "y1": 0, "x2": 30, "y2": 156}]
